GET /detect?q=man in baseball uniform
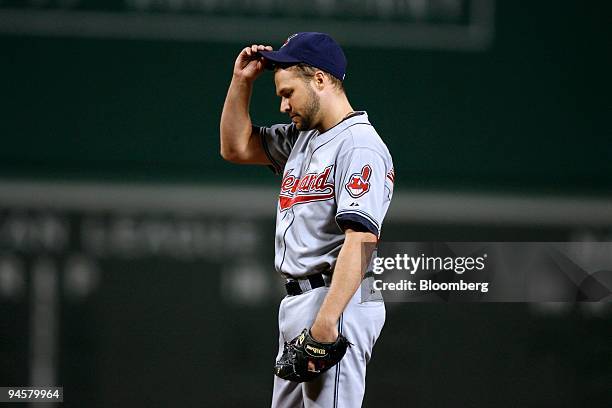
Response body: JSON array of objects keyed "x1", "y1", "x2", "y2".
[{"x1": 220, "y1": 32, "x2": 394, "y2": 407}]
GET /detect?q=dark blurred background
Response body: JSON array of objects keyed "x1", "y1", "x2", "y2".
[{"x1": 1, "y1": 1, "x2": 611, "y2": 407}]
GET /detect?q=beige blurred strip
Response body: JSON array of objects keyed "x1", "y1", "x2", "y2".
[{"x1": 0, "y1": 179, "x2": 610, "y2": 226}]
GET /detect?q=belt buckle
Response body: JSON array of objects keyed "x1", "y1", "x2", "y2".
[{"x1": 285, "y1": 280, "x2": 302, "y2": 296}]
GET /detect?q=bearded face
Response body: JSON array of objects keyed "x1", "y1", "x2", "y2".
[{"x1": 274, "y1": 68, "x2": 321, "y2": 131}]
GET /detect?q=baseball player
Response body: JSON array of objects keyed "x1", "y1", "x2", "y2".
[{"x1": 220, "y1": 32, "x2": 394, "y2": 407}]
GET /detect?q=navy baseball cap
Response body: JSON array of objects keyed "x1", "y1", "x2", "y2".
[{"x1": 259, "y1": 32, "x2": 347, "y2": 81}]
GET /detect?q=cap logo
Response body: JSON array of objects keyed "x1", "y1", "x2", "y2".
[{"x1": 281, "y1": 33, "x2": 298, "y2": 48}]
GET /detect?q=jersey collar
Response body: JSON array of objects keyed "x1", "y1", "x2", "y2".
[{"x1": 311, "y1": 111, "x2": 370, "y2": 147}]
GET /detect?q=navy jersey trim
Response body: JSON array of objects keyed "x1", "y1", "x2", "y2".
[
  {"x1": 337, "y1": 209, "x2": 380, "y2": 230},
  {"x1": 336, "y1": 211, "x2": 379, "y2": 236},
  {"x1": 320, "y1": 111, "x2": 366, "y2": 135},
  {"x1": 279, "y1": 208, "x2": 296, "y2": 275}
]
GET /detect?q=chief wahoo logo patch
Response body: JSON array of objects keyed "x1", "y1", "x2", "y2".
[{"x1": 345, "y1": 165, "x2": 372, "y2": 198}]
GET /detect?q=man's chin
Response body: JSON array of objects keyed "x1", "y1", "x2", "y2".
[{"x1": 295, "y1": 121, "x2": 313, "y2": 131}]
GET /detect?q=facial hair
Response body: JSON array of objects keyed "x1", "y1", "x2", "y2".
[{"x1": 294, "y1": 85, "x2": 320, "y2": 131}]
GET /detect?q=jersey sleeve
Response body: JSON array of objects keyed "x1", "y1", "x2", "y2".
[
  {"x1": 255, "y1": 123, "x2": 299, "y2": 174},
  {"x1": 335, "y1": 147, "x2": 393, "y2": 237}
]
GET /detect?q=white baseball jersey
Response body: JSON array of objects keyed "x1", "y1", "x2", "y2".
[{"x1": 257, "y1": 111, "x2": 395, "y2": 279}]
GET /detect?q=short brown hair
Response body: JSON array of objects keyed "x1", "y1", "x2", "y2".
[{"x1": 287, "y1": 63, "x2": 345, "y2": 92}]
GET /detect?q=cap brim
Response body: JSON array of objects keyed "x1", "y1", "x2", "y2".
[{"x1": 258, "y1": 50, "x2": 301, "y2": 69}]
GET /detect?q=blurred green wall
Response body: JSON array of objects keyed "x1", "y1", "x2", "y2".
[
  {"x1": 1, "y1": 1, "x2": 609, "y2": 194},
  {"x1": 1, "y1": 3, "x2": 611, "y2": 407}
]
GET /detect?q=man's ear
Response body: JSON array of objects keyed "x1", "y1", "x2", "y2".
[{"x1": 313, "y1": 71, "x2": 326, "y2": 89}]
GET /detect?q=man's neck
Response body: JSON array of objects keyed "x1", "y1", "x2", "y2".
[{"x1": 317, "y1": 96, "x2": 354, "y2": 133}]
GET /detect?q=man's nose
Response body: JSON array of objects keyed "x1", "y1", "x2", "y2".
[{"x1": 280, "y1": 97, "x2": 290, "y2": 113}]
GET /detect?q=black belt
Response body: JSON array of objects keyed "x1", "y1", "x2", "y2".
[
  {"x1": 285, "y1": 271, "x2": 375, "y2": 296},
  {"x1": 285, "y1": 273, "x2": 331, "y2": 296}
]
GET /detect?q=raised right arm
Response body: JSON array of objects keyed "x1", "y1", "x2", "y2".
[{"x1": 220, "y1": 44, "x2": 272, "y2": 164}]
